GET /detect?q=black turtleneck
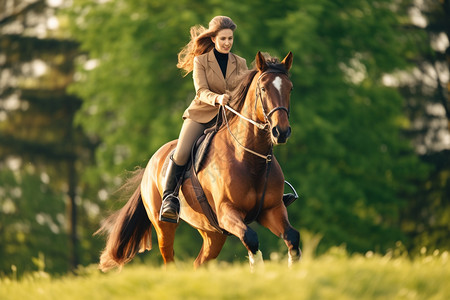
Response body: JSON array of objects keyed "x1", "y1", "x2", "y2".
[{"x1": 213, "y1": 48, "x2": 228, "y2": 78}]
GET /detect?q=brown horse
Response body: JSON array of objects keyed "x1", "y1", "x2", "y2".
[{"x1": 96, "y1": 51, "x2": 301, "y2": 271}]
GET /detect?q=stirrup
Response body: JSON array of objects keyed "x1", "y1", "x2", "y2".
[
  {"x1": 283, "y1": 180, "x2": 298, "y2": 207},
  {"x1": 159, "y1": 195, "x2": 180, "y2": 223}
]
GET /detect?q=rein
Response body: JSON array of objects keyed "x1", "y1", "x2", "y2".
[
  {"x1": 223, "y1": 104, "x2": 267, "y2": 130},
  {"x1": 222, "y1": 106, "x2": 272, "y2": 161}
]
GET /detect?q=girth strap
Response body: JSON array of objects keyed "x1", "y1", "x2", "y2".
[
  {"x1": 244, "y1": 149, "x2": 273, "y2": 224},
  {"x1": 189, "y1": 167, "x2": 228, "y2": 234}
]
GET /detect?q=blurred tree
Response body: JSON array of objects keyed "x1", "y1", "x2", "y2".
[
  {"x1": 0, "y1": 167, "x2": 69, "y2": 274},
  {"x1": 395, "y1": 0, "x2": 450, "y2": 254},
  {"x1": 0, "y1": 0, "x2": 96, "y2": 274}
]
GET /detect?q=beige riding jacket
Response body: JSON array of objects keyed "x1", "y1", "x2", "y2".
[{"x1": 183, "y1": 49, "x2": 248, "y2": 123}]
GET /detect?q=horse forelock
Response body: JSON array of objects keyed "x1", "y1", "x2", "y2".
[
  {"x1": 261, "y1": 53, "x2": 289, "y2": 74},
  {"x1": 266, "y1": 63, "x2": 289, "y2": 75}
]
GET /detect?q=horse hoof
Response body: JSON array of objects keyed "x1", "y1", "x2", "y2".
[
  {"x1": 249, "y1": 250, "x2": 264, "y2": 272},
  {"x1": 288, "y1": 249, "x2": 301, "y2": 267}
]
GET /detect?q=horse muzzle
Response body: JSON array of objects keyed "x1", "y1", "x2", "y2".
[{"x1": 271, "y1": 125, "x2": 291, "y2": 144}]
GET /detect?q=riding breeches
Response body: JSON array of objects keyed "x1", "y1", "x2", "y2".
[{"x1": 172, "y1": 118, "x2": 210, "y2": 166}]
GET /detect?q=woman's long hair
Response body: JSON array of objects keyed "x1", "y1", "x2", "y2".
[{"x1": 177, "y1": 16, "x2": 237, "y2": 76}]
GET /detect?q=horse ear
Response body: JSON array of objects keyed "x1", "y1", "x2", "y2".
[
  {"x1": 281, "y1": 52, "x2": 293, "y2": 71},
  {"x1": 256, "y1": 51, "x2": 268, "y2": 72}
]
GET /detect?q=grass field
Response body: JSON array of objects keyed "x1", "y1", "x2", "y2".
[{"x1": 1, "y1": 246, "x2": 449, "y2": 300}]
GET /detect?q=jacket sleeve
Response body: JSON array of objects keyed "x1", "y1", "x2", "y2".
[{"x1": 192, "y1": 56, "x2": 220, "y2": 106}]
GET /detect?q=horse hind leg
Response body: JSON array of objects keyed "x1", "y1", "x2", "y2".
[
  {"x1": 151, "y1": 197, "x2": 179, "y2": 265},
  {"x1": 153, "y1": 222, "x2": 178, "y2": 265},
  {"x1": 258, "y1": 205, "x2": 301, "y2": 266},
  {"x1": 194, "y1": 230, "x2": 227, "y2": 268},
  {"x1": 141, "y1": 166, "x2": 179, "y2": 265}
]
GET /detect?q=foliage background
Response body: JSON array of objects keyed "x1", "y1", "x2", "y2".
[{"x1": 0, "y1": 0, "x2": 449, "y2": 276}]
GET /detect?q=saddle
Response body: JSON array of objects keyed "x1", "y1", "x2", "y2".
[{"x1": 164, "y1": 108, "x2": 298, "y2": 234}]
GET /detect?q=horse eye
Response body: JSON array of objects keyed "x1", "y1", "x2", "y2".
[{"x1": 261, "y1": 87, "x2": 266, "y2": 92}]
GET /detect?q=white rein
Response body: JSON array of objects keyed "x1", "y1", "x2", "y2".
[{"x1": 221, "y1": 104, "x2": 272, "y2": 162}]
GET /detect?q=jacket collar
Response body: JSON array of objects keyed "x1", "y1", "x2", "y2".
[{"x1": 207, "y1": 49, "x2": 236, "y2": 79}]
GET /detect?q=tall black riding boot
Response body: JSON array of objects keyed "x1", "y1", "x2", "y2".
[{"x1": 159, "y1": 156, "x2": 185, "y2": 223}]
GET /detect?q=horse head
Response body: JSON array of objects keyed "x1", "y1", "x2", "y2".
[{"x1": 254, "y1": 51, "x2": 293, "y2": 145}]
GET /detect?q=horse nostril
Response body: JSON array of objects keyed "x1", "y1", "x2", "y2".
[
  {"x1": 287, "y1": 126, "x2": 292, "y2": 138},
  {"x1": 272, "y1": 126, "x2": 280, "y2": 138}
]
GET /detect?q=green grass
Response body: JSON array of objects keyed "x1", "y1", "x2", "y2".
[{"x1": 1, "y1": 247, "x2": 449, "y2": 300}]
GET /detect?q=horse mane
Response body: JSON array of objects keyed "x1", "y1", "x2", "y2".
[
  {"x1": 228, "y1": 54, "x2": 288, "y2": 122},
  {"x1": 229, "y1": 69, "x2": 259, "y2": 114}
]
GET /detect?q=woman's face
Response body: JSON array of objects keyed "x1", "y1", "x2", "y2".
[{"x1": 212, "y1": 29, "x2": 234, "y2": 54}]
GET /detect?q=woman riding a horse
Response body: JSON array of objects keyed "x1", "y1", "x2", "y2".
[
  {"x1": 96, "y1": 16, "x2": 301, "y2": 270},
  {"x1": 160, "y1": 16, "x2": 248, "y2": 223}
]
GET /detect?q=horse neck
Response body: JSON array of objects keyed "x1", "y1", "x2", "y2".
[{"x1": 225, "y1": 80, "x2": 273, "y2": 166}]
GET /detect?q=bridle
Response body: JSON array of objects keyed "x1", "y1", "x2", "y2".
[
  {"x1": 255, "y1": 69, "x2": 291, "y2": 123},
  {"x1": 222, "y1": 68, "x2": 291, "y2": 161}
]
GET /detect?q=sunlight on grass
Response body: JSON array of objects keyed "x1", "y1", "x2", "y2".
[{"x1": 1, "y1": 247, "x2": 449, "y2": 300}]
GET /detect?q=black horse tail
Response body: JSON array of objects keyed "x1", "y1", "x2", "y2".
[{"x1": 95, "y1": 168, "x2": 152, "y2": 272}]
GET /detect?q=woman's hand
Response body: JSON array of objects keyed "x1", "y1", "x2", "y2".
[{"x1": 217, "y1": 93, "x2": 230, "y2": 106}]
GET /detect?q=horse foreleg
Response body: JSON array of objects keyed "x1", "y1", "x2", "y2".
[
  {"x1": 218, "y1": 205, "x2": 259, "y2": 253},
  {"x1": 217, "y1": 204, "x2": 263, "y2": 269},
  {"x1": 258, "y1": 204, "x2": 301, "y2": 266},
  {"x1": 194, "y1": 230, "x2": 227, "y2": 268},
  {"x1": 284, "y1": 226, "x2": 301, "y2": 266}
]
